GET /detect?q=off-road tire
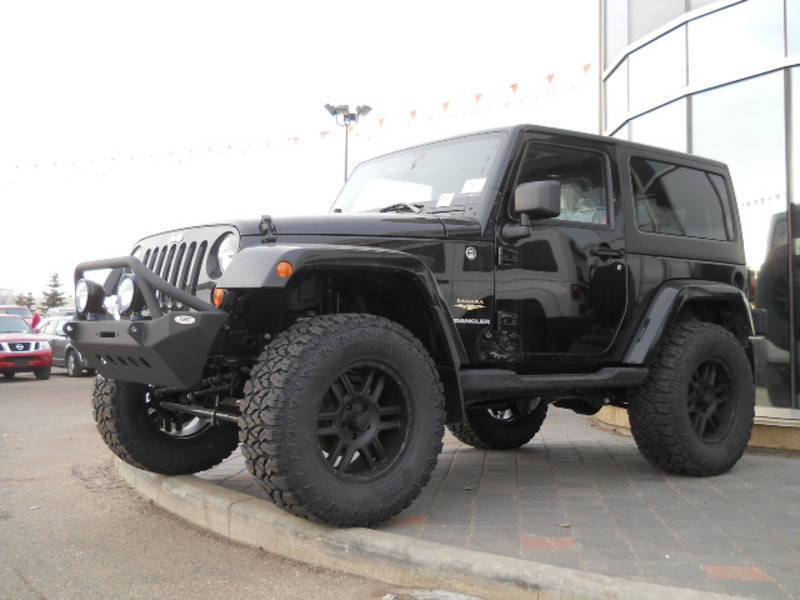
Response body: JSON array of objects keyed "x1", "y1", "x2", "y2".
[
  {"x1": 92, "y1": 376, "x2": 239, "y2": 475},
  {"x1": 448, "y1": 402, "x2": 548, "y2": 450},
  {"x1": 240, "y1": 314, "x2": 445, "y2": 527},
  {"x1": 33, "y1": 367, "x2": 51, "y2": 380},
  {"x1": 628, "y1": 321, "x2": 754, "y2": 476},
  {"x1": 66, "y1": 350, "x2": 80, "y2": 377}
]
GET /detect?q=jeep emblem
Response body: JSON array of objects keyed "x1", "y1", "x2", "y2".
[
  {"x1": 173, "y1": 315, "x2": 196, "y2": 325},
  {"x1": 465, "y1": 246, "x2": 477, "y2": 261}
]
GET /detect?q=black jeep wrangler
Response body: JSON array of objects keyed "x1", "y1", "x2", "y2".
[{"x1": 71, "y1": 125, "x2": 759, "y2": 526}]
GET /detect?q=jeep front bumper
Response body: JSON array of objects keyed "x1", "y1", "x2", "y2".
[{"x1": 69, "y1": 256, "x2": 227, "y2": 390}]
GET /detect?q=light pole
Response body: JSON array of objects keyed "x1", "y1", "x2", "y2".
[{"x1": 324, "y1": 104, "x2": 372, "y2": 182}]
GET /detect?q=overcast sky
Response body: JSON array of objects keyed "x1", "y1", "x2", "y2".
[{"x1": 0, "y1": 0, "x2": 599, "y2": 298}]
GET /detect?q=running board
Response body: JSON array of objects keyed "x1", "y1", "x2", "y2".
[{"x1": 459, "y1": 367, "x2": 648, "y2": 404}]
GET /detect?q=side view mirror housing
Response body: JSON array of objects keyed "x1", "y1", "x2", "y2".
[
  {"x1": 501, "y1": 180, "x2": 562, "y2": 241},
  {"x1": 515, "y1": 180, "x2": 561, "y2": 223}
]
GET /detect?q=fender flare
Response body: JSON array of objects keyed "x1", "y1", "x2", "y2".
[
  {"x1": 623, "y1": 279, "x2": 754, "y2": 365},
  {"x1": 218, "y1": 243, "x2": 469, "y2": 419}
]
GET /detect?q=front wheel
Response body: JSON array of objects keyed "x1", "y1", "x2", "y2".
[
  {"x1": 448, "y1": 402, "x2": 547, "y2": 450},
  {"x1": 34, "y1": 367, "x2": 51, "y2": 380},
  {"x1": 240, "y1": 314, "x2": 445, "y2": 527},
  {"x1": 66, "y1": 351, "x2": 80, "y2": 377},
  {"x1": 92, "y1": 376, "x2": 239, "y2": 475},
  {"x1": 628, "y1": 321, "x2": 754, "y2": 476}
]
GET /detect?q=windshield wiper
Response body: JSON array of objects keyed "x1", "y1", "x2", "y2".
[{"x1": 378, "y1": 202, "x2": 424, "y2": 213}]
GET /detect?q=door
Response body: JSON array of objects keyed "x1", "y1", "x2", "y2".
[{"x1": 494, "y1": 140, "x2": 627, "y2": 365}]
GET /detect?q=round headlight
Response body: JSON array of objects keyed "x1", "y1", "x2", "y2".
[
  {"x1": 117, "y1": 275, "x2": 137, "y2": 313},
  {"x1": 75, "y1": 279, "x2": 106, "y2": 315},
  {"x1": 75, "y1": 280, "x2": 89, "y2": 313},
  {"x1": 216, "y1": 232, "x2": 238, "y2": 273}
]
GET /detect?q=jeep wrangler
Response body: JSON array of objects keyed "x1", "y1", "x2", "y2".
[{"x1": 71, "y1": 125, "x2": 759, "y2": 526}]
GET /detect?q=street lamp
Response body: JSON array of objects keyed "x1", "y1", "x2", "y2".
[{"x1": 324, "y1": 103, "x2": 372, "y2": 182}]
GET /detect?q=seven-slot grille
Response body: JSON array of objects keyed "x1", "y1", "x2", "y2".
[{"x1": 141, "y1": 240, "x2": 208, "y2": 312}]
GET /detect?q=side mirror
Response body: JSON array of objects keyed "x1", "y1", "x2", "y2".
[{"x1": 514, "y1": 180, "x2": 561, "y2": 223}]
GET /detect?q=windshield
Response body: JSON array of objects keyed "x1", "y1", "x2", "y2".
[
  {"x1": 0, "y1": 307, "x2": 32, "y2": 318},
  {"x1": 0, "y1": 316, "x2": 32, "y2": 334},
  {"x1": 332, "y1": 133, "x2": 505, "y2": 216}
]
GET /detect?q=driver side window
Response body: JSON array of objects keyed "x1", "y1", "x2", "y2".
[{"x1": 515, "y1": 143, "x2": 609, "y2": 225}]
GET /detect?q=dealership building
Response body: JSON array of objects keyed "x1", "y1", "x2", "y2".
[{"x1": 600, "y1": 0, "x2": 800, "y2": 434}]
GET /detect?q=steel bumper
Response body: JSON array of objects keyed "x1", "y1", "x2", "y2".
[{"x1": 70, "y1": 256, "x2": 228, "y2": 390}]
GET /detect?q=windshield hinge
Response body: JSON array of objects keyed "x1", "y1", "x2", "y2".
[{"x1": 259, "y1": 215, "x2": 278, "y2": 243}]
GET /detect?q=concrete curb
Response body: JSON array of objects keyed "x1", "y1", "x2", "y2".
[{"x1": 116, "y1": 458, "x2": 742, "y2": 600}]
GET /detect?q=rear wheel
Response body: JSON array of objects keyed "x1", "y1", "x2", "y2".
[
  {"x1": 240, "y1": 314, "x2": 445, "y2": 527},
  {"x1": 92, "y1": 376, "x2": 239, "y2": 475},
  {"x1": 448, "y1": 402, "x2": 548, "y2": 450},
  {"x1": 628, "y1": 321, "x2": 754, "y2": 476}
]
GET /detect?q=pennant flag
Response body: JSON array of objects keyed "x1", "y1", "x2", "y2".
[
  {"x1": 509, "y1": 83, "x2": 518, "y2": 94},
  {"x1": 442, "y1": 102, "x2": 450, "y2": 111}
]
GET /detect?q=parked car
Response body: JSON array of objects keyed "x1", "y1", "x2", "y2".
[
  {"x1": 37, "y1": 317, "x2": 94, "y2": 377},
  {"x1": 0, "y1": 305, "x2": 34, "y2": 326},
  {"x1": 71, "y1": 124, "x2": 760, "y2": 527},
  {"x1": 0, "y1": 315, "x2": 53, "y2": 380}
]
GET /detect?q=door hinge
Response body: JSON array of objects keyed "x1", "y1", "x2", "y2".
[{"x1": 498, "y1": 246, "x2": 518, "y2": 267}]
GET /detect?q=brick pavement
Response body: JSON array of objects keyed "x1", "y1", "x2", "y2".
[{"x1": 200, "y1": 410, "x2": 800, "y2": 599}]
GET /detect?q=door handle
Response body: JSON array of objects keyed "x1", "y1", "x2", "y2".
[{"x1": 590, "y1": 247, "x2": 625, "y2": 259}]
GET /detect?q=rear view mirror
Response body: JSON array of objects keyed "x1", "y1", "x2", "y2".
[{"x1": 514, "y1": 181, "x2": 561, "y2": 223}]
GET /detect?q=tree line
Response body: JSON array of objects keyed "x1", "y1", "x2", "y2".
[{"x1": 14, "y1": 273, "x2": 67, "y2": 314}]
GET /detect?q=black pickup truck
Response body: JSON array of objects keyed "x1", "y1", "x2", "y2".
[{"x1": 71, "y1": 124, "x2": 761, "y2": 526}]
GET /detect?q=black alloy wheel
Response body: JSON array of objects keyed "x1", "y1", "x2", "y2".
[
  {"x1": 317, "y1": 363, "x2": 409, "y2": 480},
  {"x1": 687, "y1": 360, "x2": 735, "y2": 444},
  {"x1": 66, "y1": 351, "x2": 80, "y2": 377},
  {"x1": 447, "y1": 401, "x2": 548, "y2": 450}
]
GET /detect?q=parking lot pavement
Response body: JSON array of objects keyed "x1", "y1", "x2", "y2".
[
  {"x1": 205, "y1": 409, "x2": 800, "y2": 600},
  {"x1": 0, "y1": 373, "x2": 394, "y2": 600}
]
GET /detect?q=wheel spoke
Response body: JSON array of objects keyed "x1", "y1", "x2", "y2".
[
  {"x1": 336, "y1": 446, "x2": 357, "y2": 472},
  {"x1": 377, "y1": 405, "x2": 400, "y2": 417},
  {"x1": 365, "y1": 371, "x2": 386, "y2": 404},
  {"x1": 368, "y1": 438, "x2": 387, "y2": 464},
  {"x1": 338, "y1": 372, "x2": 358, "y2": 397},
  {"x1": 318, "y1": 425, "x2": 339, "y2": 436},
  {"x1": 377, "y1": 420, "x2": 401, "y2": 432}
]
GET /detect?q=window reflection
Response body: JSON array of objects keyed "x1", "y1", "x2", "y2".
[
  {"x1": 629, "y1": 98, "x2": 686, "y2": 152},
  {"x1": 629, "y1": 0, "x2": 685, "y2": 40},
  {"x1": 605, "y1": 0, "x2": 629, "y2": 67},
  {"x1": 629, "y1": 26, "x2": 687, "y2": 114},
  {"x1": 692, "y1": 72, "x2": 786, "y2": 269},
  {"x1": 790, "y1": 0, "x2": 800, "y2": 57},
  {"x1": 604, "y1": 60, "x2": 628, "y2": 133},
  {"x1": 688, "y1": 0, "x2": 784, "y2": 86},
  {"x1": 792, "y1": 66, "x2": 800, "y2": 410}
]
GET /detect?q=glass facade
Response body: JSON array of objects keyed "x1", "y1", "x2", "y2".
[{"x1": 603, "y1": 0, "x2": 800, "y2": 418}]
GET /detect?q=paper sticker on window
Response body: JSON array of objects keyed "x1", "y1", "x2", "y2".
[
  {"x1": 461, "y1": 178, "x2": 486, "y2": 194},
  {"x1": 436, "y1": 192, "x2": 455, "y2": 207}
]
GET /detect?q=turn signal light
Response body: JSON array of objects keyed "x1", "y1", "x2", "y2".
[
  {"x1": 212, "y1": 288, "x2": 227, "y2": 307},
  {"x1": 276, "y1": 261, "x2": 294, "y2": 278}
]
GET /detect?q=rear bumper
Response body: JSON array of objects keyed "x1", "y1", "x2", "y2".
[
  {"x1": 0, "y1": 350, "x2": 53, "y2": 372},
  {"x1": 71, "y1": 256, "x2": 228, "y2": 390}
]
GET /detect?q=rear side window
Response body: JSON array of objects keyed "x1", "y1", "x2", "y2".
[{"x1": 630, "y1": 157, "x2": 732, "y2": 241}]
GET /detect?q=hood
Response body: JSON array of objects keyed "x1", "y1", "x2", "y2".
[
  {"x1": 236, "y1": 213, "x2": 481, "y2": 240},
  {"x1": 0, "y1": 333, "x2": 43, "y2": 342}
]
